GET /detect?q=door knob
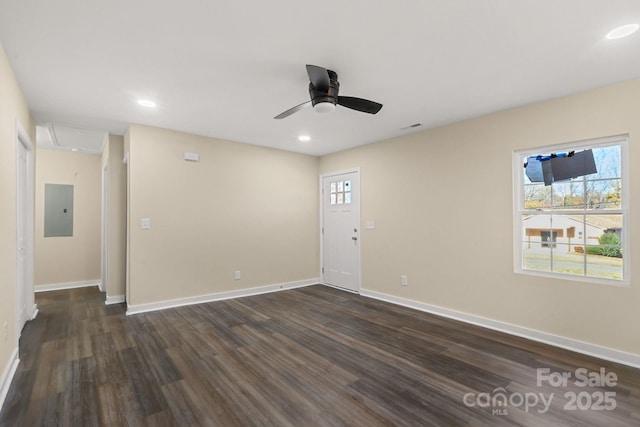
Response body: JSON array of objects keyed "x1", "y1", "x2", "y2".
[{"x1": 352, "y1": 236, "x2": 358, "y2": 241}]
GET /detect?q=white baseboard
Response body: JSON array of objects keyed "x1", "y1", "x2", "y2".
[
  {"x1": 127, "y1": 278, "x2": 319, "y2": 315},
  {"x1": 360, "y1": 289, "x2": 640, "y2": 369},
  {"x1": 30, "y1": 304, "x2": 38, "y2": 320},
  {"x1": 98, "y1": 281, "x2": 105, "y2": 292},
  {"x1": 35, "y1": 280, "x2": 100, "y2": 293},
  {"x1": 321, "y1": 282, "x2": 359, "y2": 294},
  {"x1": 105, "y1": 294, "x2": 125, "y2": 305},
  {"x1": 0, "y1": 347, "x2": 19, "y2": 412}
]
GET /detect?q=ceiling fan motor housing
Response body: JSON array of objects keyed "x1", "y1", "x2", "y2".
[
  {"x1": 309, "y1": 70, "x2": 340, "y2": 107},
  {"x1": 274, "y1": 65, "x2": 382, "y2": 119}
]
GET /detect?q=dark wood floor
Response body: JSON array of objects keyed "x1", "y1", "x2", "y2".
[{"x1": 1, "y1": 285, "x2": 638, "y2": 426}]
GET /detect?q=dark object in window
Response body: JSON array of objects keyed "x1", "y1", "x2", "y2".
[{"x1": 525, "y1": 150, "x2": 596, "y2": 186}]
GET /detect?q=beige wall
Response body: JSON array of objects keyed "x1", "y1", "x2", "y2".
[
  {"x1": 127, "y1": 124, "x2": 319, "y2": 306},
  {"x1": 35, "y1": 149, "x2": 101, "y2": 286},
  {"x1": 320, "y1": 79, "x2": 640, "y2": 355},
  {"x1": 0, "y1": 43, "x2": 35, "y2": 385},
  {"x1": 101, "y1": 135, "x2": 127, "y2": 299}
]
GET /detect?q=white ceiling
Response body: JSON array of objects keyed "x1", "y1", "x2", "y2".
[{"x1": 1, "y1": 0, "x2": 639, "y2": 156}]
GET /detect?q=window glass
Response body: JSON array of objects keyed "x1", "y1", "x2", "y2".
[
  {"x1": 515, "y1": 139, "x2": 627, "y2": 284},
  {"x1": 329, "y1": 179, "x2": 352, "y2": 205}
]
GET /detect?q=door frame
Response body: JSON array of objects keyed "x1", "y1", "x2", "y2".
[
  {"x1": 101, "y1": 163, "x2": 109, "y2": 294},
  {"x1": 123, "y1": 151, "x2": 130, "y2": 305},
  {"x1": 15, "y1": 119, "x2": 36, "y2": 341},
  {"x1": 319, "y1": 167, "x2": 361, "y2": 293}
]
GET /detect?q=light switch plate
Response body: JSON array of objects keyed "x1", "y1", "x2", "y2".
[
  {"x1": 140, "y1": 218, "x2": 151, "y2": 229},
  {"x1": 365, "y1": 220, "x2": 376, "y2": 230},
  {"x1": 183, "y1": 152, "x2": 200, "y2": 162}
]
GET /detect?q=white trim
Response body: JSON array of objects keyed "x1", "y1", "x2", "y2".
[
  {"x1": 321, "y1": 167, "x2": 362, "y2": 178},
  {"x1": 16, "y1": 120, "x2": 33, "y2": 150},
  {"x1": 127, "y1": 278, "x2": 318, "y2": 315},
  {"x1": 125, "y1": 148, "x2": 130, "y2": 308},
  {"x1": 30, "y1": 304, "x2": 38, "y2": 320},
  {"x1": 360, "y1": 289, "x2": 640, "y2": 369},
  {"x1": 319, "y1": 167, "x2": 361, "y2": 292},
  {"x1": 322, "y1": 282, "x2": 359, "y2": 294},
  {"x1": 515, "y1": 134, "x2": 628, "y2": 158},
  {"x1": 101, "y1": 163, "x2": 109, "y2": 295},
  {"x1": 105, "y1": 295, "x2": 125, "y2": 305},
  {"x1": 35, "y1": 280, "x2": 100, "y2": 293},
  {"x1": 318, "y1": 175, "x2": 324, "y2": 282},
  {"x1": 15, "y1": 119, "x2": 34, "y2": 342},
  {"x1": 0, "y1": 347, "x2": 19, "y2": 411}
]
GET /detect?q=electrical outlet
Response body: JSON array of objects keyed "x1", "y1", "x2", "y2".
[
  {"x1": 3, "y1": 322, "x2": 7, "y2": 342},
  {"x1": 401, "y1": 275, "x2": 408, "y2": 286},
  {"x1": 234, "y1": 271, "x2": 241, "y2": 280}
]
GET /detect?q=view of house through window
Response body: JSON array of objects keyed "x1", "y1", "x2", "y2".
[{"x1": 515, "y1": 137, "x2": 628, "y2": 284}]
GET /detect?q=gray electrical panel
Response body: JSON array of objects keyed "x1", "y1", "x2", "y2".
[{"x1": 44, "y1": 184, "x2": 74, "y2": 237}]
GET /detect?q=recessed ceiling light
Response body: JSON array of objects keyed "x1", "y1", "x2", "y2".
[
  {"x1": 298, "y1": 135, "x2": 311, "y2": 142},
  {"x1": 71, "y1": 148, "x2": 80, "y2": 152},
  {"x1": 606, "y1": 24, "x2": 639, "y2": 40},
  {"x1": 137, "y1": 99, "x2": 156, "y2": 108}
]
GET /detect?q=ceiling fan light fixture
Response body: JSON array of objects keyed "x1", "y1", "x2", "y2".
[
  {"x1": 274, "y1": 65, "x2": 382, "y2": 119},
  {"x1": 313, "y1": 101, "x2": 336, "y2": 114},
  {"x1": 606, "y1": 24, "x2": 639, "y2": 40}
]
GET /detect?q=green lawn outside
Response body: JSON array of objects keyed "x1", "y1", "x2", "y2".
[{"x1": 523, "y1": 249, "x2": 623, "y2": 280}]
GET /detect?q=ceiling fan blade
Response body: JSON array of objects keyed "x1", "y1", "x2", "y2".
[
  {"x1": 274, "y1": 101, "x2": 311, "y2": 119},
  {"x1": 306, "y1": 65, "x2": 330, "y2": 91},
  {"x1": 337, "y1": 96, "x2": 383, "y2": 114}
]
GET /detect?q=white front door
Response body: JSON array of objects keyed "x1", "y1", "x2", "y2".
[{"x1": 322, "y1": 171, "x2": 360, "y2": 292}]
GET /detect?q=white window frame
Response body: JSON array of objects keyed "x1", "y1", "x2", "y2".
[{"x1": 513, "y1": 134, "x2": 630, "y2": 286}]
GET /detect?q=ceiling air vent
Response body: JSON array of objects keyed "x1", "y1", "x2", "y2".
[{"x1": 401, "y1": 123, "x2": 422, "y2": 130}]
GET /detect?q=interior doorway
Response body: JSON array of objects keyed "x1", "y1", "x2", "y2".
[{"x1": 16, "y1": 120, "x2": 36, "y2": 338}]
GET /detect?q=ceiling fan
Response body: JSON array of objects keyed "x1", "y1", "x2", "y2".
[{"x1": 274, "y1": 65, "x2": 383, "y2": 119}]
